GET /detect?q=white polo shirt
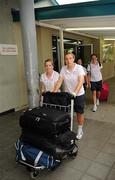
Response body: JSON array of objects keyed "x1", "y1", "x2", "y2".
[
  {"x1": 87, "y1": 62, "x2": 102, "y2": 82},
  {"x1": 40, "y1": 70, "x2": 59, "y2": 92},
  {"x1": 60, "y1": 64, "x2": 85, "y2": 96}
]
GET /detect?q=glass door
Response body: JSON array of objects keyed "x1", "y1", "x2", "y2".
[{"x1": 76, "y1": 44, "x2": 93, "y2": 66}]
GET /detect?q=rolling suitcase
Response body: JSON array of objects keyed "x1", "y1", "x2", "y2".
[
  {"x1": 20, "y1": 106, "x2": 71, "y2": 135},
  {"x1": 99, "y1": 83, "x2": 109, "y2": 101}
]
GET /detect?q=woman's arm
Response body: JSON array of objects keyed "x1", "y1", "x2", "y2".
[
  {"x1": 87, "y1": 64, "x2": 91, "y2": 88},
  {"x1": 85, "y1": 74, "x2": 89, "y2": 88},
  {"x1": 87, "y1": 72, "x2": 91, "y2": 87},
  {"x1": 74, "y1": 75, "x2": 84, "y2": 95},
  {"x1": 53, "y1": 76, "x2": 63, "y2": 92},
  {"x1": 40, "y1": 82, "x2": 46, "y2": 94}
]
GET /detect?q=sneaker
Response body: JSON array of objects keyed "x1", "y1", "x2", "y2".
[
  {"x1": 92, "y1": 105, "x2": 97, "y2": 112},
  {"x1": 96, "y1": 99, "x2": 100, "y2": 106},
  {"x1": 76, "y1": 131, "x2": 83, "y2": 140}
]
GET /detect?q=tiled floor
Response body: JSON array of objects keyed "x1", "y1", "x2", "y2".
[
  {"x1": 0, "y1": 112, "x2": 115, "y2": 180},
  {"x1": 0, "y1": 77, "x2": 115, "y2": 180}
]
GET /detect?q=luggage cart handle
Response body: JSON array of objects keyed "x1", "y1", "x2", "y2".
[
  {"x1": 42, "y1": 92, "x2": 75, "y2": 99},
  {"x1": 70, "y1": 98, "x2": 74, "y2": 131}
]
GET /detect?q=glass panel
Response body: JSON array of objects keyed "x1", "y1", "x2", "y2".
[
  {"x1": 52, "y1": 36, "x2": 59, "y2": 72},
  {"x1": 76, "y1": 45, "x2": 93, "y2": 66}
]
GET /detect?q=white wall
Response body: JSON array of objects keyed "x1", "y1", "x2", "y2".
[{"x1": 0, "y1": 0, "x2": 28, "y2": 113}]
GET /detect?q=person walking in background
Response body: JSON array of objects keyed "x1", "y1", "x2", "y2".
[
  {"x1": 40, "y1": 59, "x2": 60, "y2": 93},
  {"x1": 53, "y1": 52, "x2": 85, "y2": 140},
  {"x1": 77, "y1": 58, "x2": 88, "y2": 92},
  {"x1": 87, "y1": 53, "x2": 103, "y2": 112}
]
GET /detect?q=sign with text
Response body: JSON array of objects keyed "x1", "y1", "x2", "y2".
[{"x1": 0, "y1": 44, "x2": 18, "y2": 55}]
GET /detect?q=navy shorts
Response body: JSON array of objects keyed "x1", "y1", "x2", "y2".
[
  {"x1": 74, "y1": 94, "x2": 85, "y2": 114},
  {"x1": 91, "y1": 80, "x2": 102, "y2": 91}
]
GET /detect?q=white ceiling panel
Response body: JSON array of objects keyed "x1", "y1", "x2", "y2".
[{"x1": 39, "y1": 15, "x2": 115, "y2": 39}]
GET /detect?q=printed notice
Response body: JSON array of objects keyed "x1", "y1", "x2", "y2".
[{"x1": 0, "y1": 44, "x2": 18, "y2": 55}]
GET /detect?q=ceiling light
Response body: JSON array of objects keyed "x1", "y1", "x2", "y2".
[
  {"x1": 56, "y1": 0, "x2": 99, "y2": 5},
  {"x1": 65, "y1": 27, "x2": 115, "y2": 31},
  {"x1": 104, "y1": 38, "x2": 115, "y2": 40}
]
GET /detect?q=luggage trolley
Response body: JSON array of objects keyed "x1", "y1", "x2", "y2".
[{"x1": 15, "y1": 92, "x2": 78, "y2": 178}]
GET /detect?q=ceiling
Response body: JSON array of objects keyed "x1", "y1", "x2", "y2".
[
  {"x1": 35, "y1": 0, "x2": 115, "y2": 40},
  {"x1": 12, "y1": 0, "x2": 115, "y2": 40},
  {"x1": 39, "y1": 15, "x2": 115, "y2": 39}
]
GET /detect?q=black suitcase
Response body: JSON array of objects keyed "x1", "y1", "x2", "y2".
[
  {"x1": 20, "y1": 129, "x2": 77, "y2": 159},
  {"x1": 20, "y1": 106, "x2": 71, "y2": 135}
]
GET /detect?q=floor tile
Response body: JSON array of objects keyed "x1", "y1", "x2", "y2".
[
  {"x1": 102, "y1": 143, "x2": 115, "y2": 156},
  {"x1": 79, "y1": 146, "x2": 99, "y2": 160},
  {"x1": 64, "y1": 156, "x2": 92, "y2": 172},
  {"x1": 95, "y1": 152, "x2": 115, "y2": 167},
  {"x1": 106, "y1": 169, "x2": 115, "y2": 180},
  {"x1": 81, "y1": 174, "x2": 100, "y2": 180},
  {"x1": 87, "y1": 162, "x2": 111, "y2": 180}
]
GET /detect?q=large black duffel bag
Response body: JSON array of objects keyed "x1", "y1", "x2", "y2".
[
  {"x1": 20, "y1": 106, "x2": 70, "y2": 135},
  {"x1": 20, "y1": 129, "x2": 77, "y2": 159}
]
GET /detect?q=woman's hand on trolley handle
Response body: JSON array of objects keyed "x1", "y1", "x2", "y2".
[{"x1": 71, "y1": 92, "x2": 77, "y2": 98}]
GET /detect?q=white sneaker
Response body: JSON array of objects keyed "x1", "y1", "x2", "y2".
[
  {"x1": 76, "y1": 131, "x2": 83, "y2": 140},
  {"x1": 92, "y1": 105, "x2": 97, "y2": 112},
  {"x1": 96, "y1": 99, "x2": 100, "y2": 106}
]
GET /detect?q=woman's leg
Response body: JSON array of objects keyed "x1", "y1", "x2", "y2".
[
  {"x1": 96, "y1": 91, "x2": 101, "y2": 105},
  {"x1": 77, "y1": 112, "x2": 84, "y2": 125},
  {"x1": 92, "y1": 90, "x2": 97, "y2": 105},
  {"x1": 92, "y1": 90, "x2": 97, "y2": 111},
  {"x1": 74, "y1": 95, "x2": 85, "y2": 140},
  {"x1": 76, "y1": 113, "x2": 84, "y2": 139},
  {"x1": 96, "y1": 91, "x2": 101, "y2": 99},
  {"x1": 96, "y1": 80, "x2": 102, "y2": 105}
]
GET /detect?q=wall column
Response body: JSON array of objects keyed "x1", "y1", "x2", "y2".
[
  {"x1": 20, "y1": 0, "x2": 39, "y2": 108},
  {"x1": 59, "y1": 29, "x2": 64, "y2": 67}
]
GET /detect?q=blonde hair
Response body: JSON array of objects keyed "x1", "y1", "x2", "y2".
[{"x1": 65, "y1": 52, "x2": 75, "y2": 60}]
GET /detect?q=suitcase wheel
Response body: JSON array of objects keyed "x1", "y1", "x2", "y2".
[
  {"x1": 30, "y1": 170, "x2": 39, "y2": 179},
  {"x1": 26, "y1": 166, "x2": 32, "y2": 172},
  {"x1": 68, "y1": 149, "x2": 78, "y2": 158},
  {"x1": 68, "y1": 152, "x2": 77, "y2": 158}
]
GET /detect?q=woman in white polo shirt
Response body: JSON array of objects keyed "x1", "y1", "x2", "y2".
[
  {"x1": 40, "y1": 59, "x2": 59, "y2": 93},
  {"x1": 53, "y1": 52, "x2": 85, "y2": 140},
  {"x1": 87, "y1": 53, "x2": 103, "y2": 112}
]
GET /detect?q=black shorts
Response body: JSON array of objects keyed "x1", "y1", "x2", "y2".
[
  {"x1": 74, "y1": 94, "x2": 85, "y2": 114},
  {"x1": 91, "y1": 80, "x2": 102, "y2": 91}
]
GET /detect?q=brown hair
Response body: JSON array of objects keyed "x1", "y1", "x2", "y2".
[
  {"x1": 90, "y1": 53, "x2": 97, "y2": 58},
  {"x1": 44, "y1": 59, "x2": 54, "y2": 66},
  {"x1": 90, "y1": 53, "x2": 101, "y2": 66}
]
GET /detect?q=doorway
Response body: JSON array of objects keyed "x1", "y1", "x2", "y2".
[
  {"x1": 76, "y1": 44, "x2": 93, "y2": 66},
  {"x1": 52, "y1": 36, "x2": 93, "y2": 71}
]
